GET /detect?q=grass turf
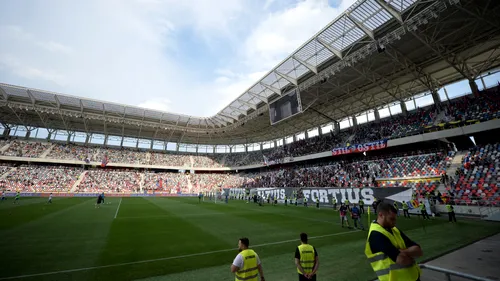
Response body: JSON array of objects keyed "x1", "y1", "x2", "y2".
[{"x1": 0, "y1": 197, "x2": 499, "y2": 281}]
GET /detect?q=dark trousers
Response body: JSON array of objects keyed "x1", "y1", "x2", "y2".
[
  {"x1": 360, "y1": 205, "x2": 365, "y2": 214},
  {"x1": 421, "y1": 211, "x2": 430, "y2": 220},
  {"x1": 448, "y1": 211, "x2": 457, "y2": 222},
  {"x1": 299, "y1": 273, "x2": 316, "y2": 281},
  {"x1": 403, "y1": 209, "x2": 410, "y2": 218}
]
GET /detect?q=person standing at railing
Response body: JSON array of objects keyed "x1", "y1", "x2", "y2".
[
  {"x1": 365, "y1": 201, "x2": 423, "y2": 281},
  {"x1": 446, "y1": 203, "x2": 457, "y2": 223}
]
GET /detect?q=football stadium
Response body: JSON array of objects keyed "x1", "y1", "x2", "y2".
[{"x1": 1, "y1": 0, "x2": 500, "y2": 280}]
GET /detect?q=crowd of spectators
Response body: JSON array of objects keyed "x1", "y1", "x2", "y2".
[
  {"x1": 0, "y1": 165, "x2": 80, "y2": 192},
  {"x1": 1, "y1": 140, "x2": 51, "y2": 158},
  {"x1": 77, "y1": 169, "x2": 141, "y2": 193},
  {"x1": 142, "y1": 172, "x2": 189, "y2": 193}
]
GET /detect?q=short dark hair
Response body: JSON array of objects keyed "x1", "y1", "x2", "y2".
[
  {"x1": 239, "y1": 237, "x2": 250, "y2": 247},
  {"x1": 300, "y1": 232, "x2": 308, "y2": 243},
  {"x1": 376, "y1": 201, "x2": 397, "y2": 214}
]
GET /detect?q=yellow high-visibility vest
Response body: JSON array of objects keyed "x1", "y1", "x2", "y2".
[
  {"x1": 365, "y1": 223, "x2": 421, "y2": 281},
  {"x1": 297, "y1": 244, "x2": 315, "y2": 274},
  {"x1": 235, "y1": 249, "x2": 259, "y2": 281}
]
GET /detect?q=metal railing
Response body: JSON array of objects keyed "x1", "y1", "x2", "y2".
[{"x1": 420, "y1": 264, "x2": 496, "y2": 281}]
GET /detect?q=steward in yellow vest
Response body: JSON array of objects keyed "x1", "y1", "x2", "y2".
[
  {"x1": 402, "y1": 201, "x2": 410, "y2": 218},
  {"x1": 231, "y1": 238, "x2": 265, "y2": 281},
  {"x1": 446, "y1": 204, "x2": 457, "y2": 223},
  {"x1": 365, "y1": 201, "x2": 423, "y2": 281},
  {"x1": 295, "y1": 232, "x2": 319, "y2": 281}
]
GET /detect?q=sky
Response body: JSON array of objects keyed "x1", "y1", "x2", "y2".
[{"x1": 0, "y1": 0, "x2": 357, "y2": 117}]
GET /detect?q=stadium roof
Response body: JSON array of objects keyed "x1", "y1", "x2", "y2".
[{"x1": 1, "y1": 0, "x2": 500, "y2": 146}]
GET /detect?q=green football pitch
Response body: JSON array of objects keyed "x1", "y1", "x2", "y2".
[{"x1": 0, "y1": 197, "x2": 499, "y2": 281}]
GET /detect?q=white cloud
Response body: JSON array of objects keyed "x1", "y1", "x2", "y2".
[
  {"x1": 0, "y1": 0, "x2": 357, "y2": 118},
  {"x1": 203, "y1": 0, "x2": 357, "y2": 115},
  {"x1": 137, "y1": 98, "x2": 172, "y2": 112}
]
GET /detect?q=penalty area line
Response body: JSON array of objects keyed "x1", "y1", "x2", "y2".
[
  {"x1": 114, "y1": 198, "x2": 122, "y2": 219},
  {"x1": 0, "y1": 230, "x2": 359, "y2": 280}
]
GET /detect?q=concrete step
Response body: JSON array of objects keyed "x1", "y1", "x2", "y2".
[{"x1": 71, "y1": 171, "x2": 87, "y2": 192}]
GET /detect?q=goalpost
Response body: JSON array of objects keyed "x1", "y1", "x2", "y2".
[{"x1": 210, "y1": 189, "x2": 226, "y2": 204}]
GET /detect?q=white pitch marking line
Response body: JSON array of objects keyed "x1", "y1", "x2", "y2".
[
  {"x1": 114, "y1": 198, "x2": 122, "y2": 219},
  {"x1": 0, "y1": 230, "x2": 359, "y2": 280}
]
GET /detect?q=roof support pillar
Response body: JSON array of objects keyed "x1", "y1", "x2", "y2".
[
  {"x1": 400, "y1": 101, "x2": 408, "y2": 116},
  {"x1": 334, "y1": 121, "x2": 340, "y2": 135},
  {"x1": 85, "y1": 134, "x2": 90, "y2": 145},
  {"x1": 374, "y1": 108, "x2": 380, "y2": 123},
  {"x1": 3, "y1": 127, "x2": 11, "y2": 138},
  {"x1": 430, "y1": 90, "x2": 441, "y2": 108},
  {"x1": 317, "y1": 126, "x2": 322, "y2": 136},
  {"x1": 469, "y1": 79, "x2": 480, "y2": 97}
]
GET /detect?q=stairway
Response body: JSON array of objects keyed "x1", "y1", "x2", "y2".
[
  {"x1": 436, "y1": 183, "x2": 447, "y2": 194},
  {"x1": 140, "y1": 173, "x2": 144, "y2": 193},
  {"x1": 70, "y1": 171, "x2": 87, "y2": 192},
  {"x1": 0, "y1": 143, "x2": 11, "y2": 153},
  {"x1": 40, "y1": 144, "x2": 55, "y2": 158},
  {"x1": 189, "y1": 156, "x2": 194, "y2": 168},
  {"x1": 0, "y1": 167, "x2": 16, "y2": 179},
  {"x1": 432, "y1": 110, "x2": 447, "y2": 125},
  {"x1": 220, "y1": 154, "x2": 228, "y2": 167},
  {"x1": 186, "y1": 174, "x2": 193, "y2": 193},
  {"x1": 446, "y1": 150, "x2": 468, "y2": 176}
]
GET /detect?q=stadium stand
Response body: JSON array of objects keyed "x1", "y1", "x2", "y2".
[
  {"x1": 0, "y1": 165, "x2": 80, "y2": 192},
  {"x1": 2, "y1": 86, "x2": 497, "y2": 169},
  {"x1": 76, "y1": 169, "x2": 141, "y2": 193},
  {"x1": 445, "y1": 143, "x2": 500, "y2": 206}
]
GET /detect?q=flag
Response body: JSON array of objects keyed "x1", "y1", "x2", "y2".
[{"x1": 101, "y1": 155, "x2": 108, "y2": 167}]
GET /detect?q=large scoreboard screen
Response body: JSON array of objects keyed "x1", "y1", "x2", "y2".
[{"x1": 268, "y1": 88, "x2": 302, "y2": 125}]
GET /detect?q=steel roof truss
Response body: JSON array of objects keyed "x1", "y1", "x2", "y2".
[
  {"x1": 384, "y1": 47, "x2": 441, "y2": 90},
  {"x1": 210, "y1": 117, "x2": 226, "y2": 127},
  {"x1": 315, "y1": 38, "x2": 343, "y2": 59},
  {"x1": 274, "y1": 71, "x2": 298, "y2": 86},
  {"x1": 26, "y1": 90, "x2": 36, "y2": 105},
  {"x1": 238, "y1": 100, "x2": 257, "y2": 110},
  {"x1": 259, "y1": 82, "x2": 281, "y2": 96},
  {"x1": 228, "y1": 106, "x2": 247, "y2": 115},
  {"x1": 247, "y1": 91, "x2": 267, "y2": 103},
  {"x1": 292, "y1": 55, "x2": 318, "y2": 74},
  {"x1": 345, "y1": 13, "x2": 375, "y2": 40},
  {"x1": 375, "y1": 0, "x2": 403, "y2": 23},
  {"x1": 0, "y1": 87, "x2": 8, "y2": 101},
  {"x1": 53, "y1": 95, "x2": 70, "y2": 132},
  {"x1": 219, "y1": 113, "x2": 238, "y2": 122}
]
